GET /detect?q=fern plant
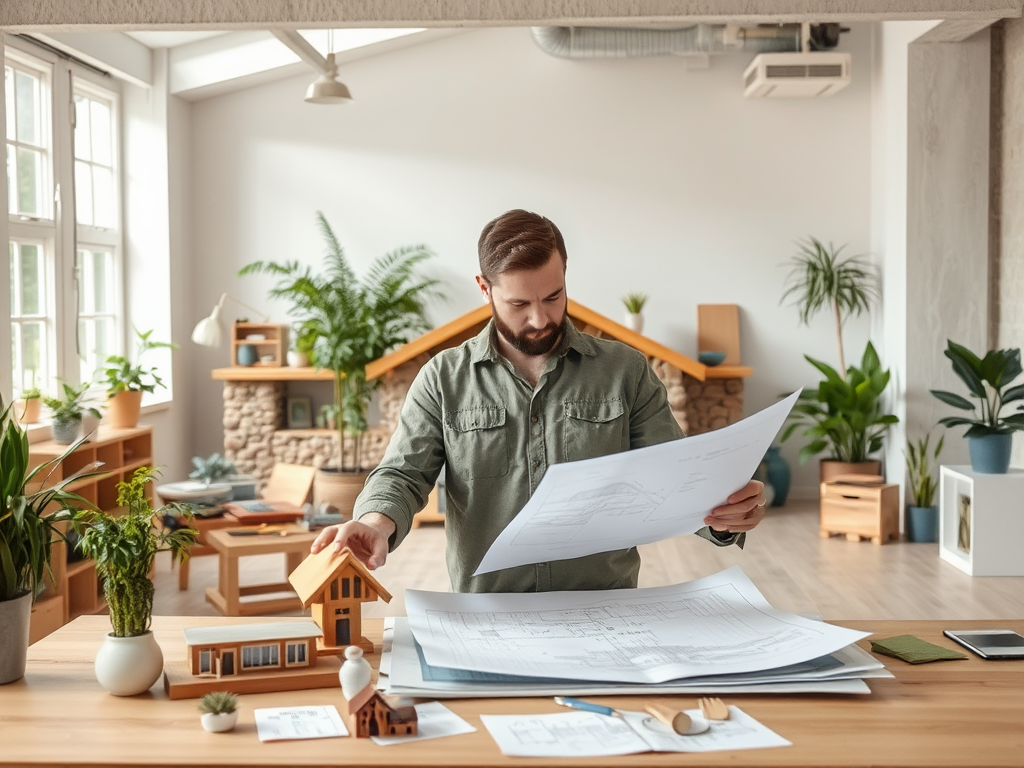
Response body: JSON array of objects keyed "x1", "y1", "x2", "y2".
[
  {"x1": 75, "y1": 467, "x2": 197, "y2": 637},
  {"x1": 239, "y1": 212, "x2": 440, "y2": 471},
  {"x1": 906, "y1": 434, "x2": 944, "y2": 507}
]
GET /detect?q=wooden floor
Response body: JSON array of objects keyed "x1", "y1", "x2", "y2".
[{"x1": 152, "y1": 499, "x2": 1024, "y2": 621}]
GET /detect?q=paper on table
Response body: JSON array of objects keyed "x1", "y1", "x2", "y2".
[
  {"x1": 474, "y1": 390, "x2": 800, "y2": 575},
  {"x1": 480, "y1": 706, "x2": 790, "y2": 757},
  {"x1": 406, "y1": 566, "x2": 870, "y2": 684},
  {"x1": 369, "y1": 701, "x2": 476, "y2": 745},
  {"x1": 254, "y1": 705, "x2": 348, "y2": 742}
]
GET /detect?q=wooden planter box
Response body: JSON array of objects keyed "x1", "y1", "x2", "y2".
[{"x1": 819, "y1": 474, "x2": 899, "y2": 545}]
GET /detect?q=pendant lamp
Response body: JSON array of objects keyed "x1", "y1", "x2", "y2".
[{"x1": 305, "y1": 30, "x2": 352, "y2": 105}]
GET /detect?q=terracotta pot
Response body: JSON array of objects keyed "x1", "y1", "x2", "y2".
[
  {"x1": 313, "y1": 467, "x2": 371, "y2": 520},
  {"x1": 14, "y1": 398, "x2": 41, "y2": 424},
  {"x1": 106, "y1": 390, "x2": 143, "y2": 429},
  {"x1": 819, "y1": 459, "x2": 882, "y2": 484}
]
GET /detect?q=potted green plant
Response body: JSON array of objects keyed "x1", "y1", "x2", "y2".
[
  {"x1": 189, "y1": 453, "x2": 236, "y2": 486},
  {"x1": 779, "y1": 341, "x2": 899, "y2": 477},
  {"x1": 75, "y1": 466, "x2": 197, "y2": 695},
  {"x1": 14, "y1": 385, "x2": 42, "y2": 424},
  {"x1": 930, "y1": 340, "x2": 1024, "y2": 474},
  {"x1": 239, "y1": 211, "x2": 439, "y2": 514},
  {"x1": 0, "y1": 395, "x2": 101, "y2": 684},
  {"x1": 199, "y1": 691, "x2": 240, "y2": 733},
  {"x1": 621, "y1": 291, "x2": 648, "y2": 334},
  {"x1": 286, "y1": 323, "x2": 313, "y2": 368},
  {"x1": 905, "y1": 433, "x2": 944, "y2": 542},
  {"x1": 42, "y1": 379, "x2": 102, "y2": 445},
  {"x1": 96, "y1": 328, "x2": 178, "y2": 429}
]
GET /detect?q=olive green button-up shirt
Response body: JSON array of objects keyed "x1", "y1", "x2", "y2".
[{"x1": 354, "y1": 320, "x2": 743, "y2": 593}]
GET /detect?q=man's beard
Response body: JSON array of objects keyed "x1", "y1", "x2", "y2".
[{"x1": 491, "y1": 300, "x2": 566, "y2": 356}]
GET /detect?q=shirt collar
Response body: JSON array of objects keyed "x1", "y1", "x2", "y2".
[{"x1": 468, "y1": 314, "x2": 599, "y2": 364}]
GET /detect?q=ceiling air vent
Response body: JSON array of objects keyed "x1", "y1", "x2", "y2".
[{"x1": 743, "y1": 52, "x2": 851, "y2": 98}]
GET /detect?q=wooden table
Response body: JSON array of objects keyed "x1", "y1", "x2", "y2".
[
  {"x1": 204, "y1": 525, "x2": 317, "y2": 616},
  {"x1": 6, "y1": 616, "x2": 1024, "y2": 767}
]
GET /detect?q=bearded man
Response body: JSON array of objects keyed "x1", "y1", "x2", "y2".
[{"x1": 311, "y1": 209, "x2": 765, "y2": 593}]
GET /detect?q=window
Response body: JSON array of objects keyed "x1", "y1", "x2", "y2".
[
  {"x1": 241, "y1": 643, "x2": 280, "y2": 670},
  {"x1": 198, "y1": 649, "x2": 212, "y2": 674},
  {"x1": 4, "y1": 41, "x2": 122, "y2": 398},
  {"x1": 285, "y1": 642, "x2": 308, "y2": 667}
]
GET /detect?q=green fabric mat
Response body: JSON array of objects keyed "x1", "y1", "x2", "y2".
[{"x1": 870, "y1": 635, "x2": 968, "y2": 664}]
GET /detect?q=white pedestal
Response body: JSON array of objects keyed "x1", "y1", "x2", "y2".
[{"x1": 938, "y1": 465, "x2": 1024, "y2": 576}]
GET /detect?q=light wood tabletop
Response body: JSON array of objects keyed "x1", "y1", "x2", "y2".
[{"x1": 5, "y1": 616, "x2": 1024, "y2": 767}]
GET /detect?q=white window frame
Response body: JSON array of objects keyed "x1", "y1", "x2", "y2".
[
  {"x1": 285, "y1": 641, "x2": 309, "y2": 667},
  {"x1": 4, "y1": 37, "x2": 123, "y2": 400}
]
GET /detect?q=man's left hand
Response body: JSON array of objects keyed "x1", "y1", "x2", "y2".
[{"x1": 704, "y1": 480, "x2": 766, "y2": 534}]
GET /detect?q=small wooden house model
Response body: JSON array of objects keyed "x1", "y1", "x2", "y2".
[
  {"x1": 182, "y1": 620, "x2": 322, "y2": 678},
  {"x1": 288, "y1": 546, "x2": 392, "y2": 654},
  {"x1": 344, "y1": 684, "x2": 418, "y2": 738}
]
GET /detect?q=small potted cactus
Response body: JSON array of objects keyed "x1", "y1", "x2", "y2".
[{"x1": 199, "y1": 691, "x2": 239, "y2": 732}]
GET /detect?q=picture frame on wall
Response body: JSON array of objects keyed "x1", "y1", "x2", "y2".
[{"x1": 287, "y1": 397, "x2": 313, "y2": 429}]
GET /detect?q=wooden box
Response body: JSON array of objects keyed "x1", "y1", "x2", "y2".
[{"x1": 819, "y1": 474, "x2": 899, "y2": 545}]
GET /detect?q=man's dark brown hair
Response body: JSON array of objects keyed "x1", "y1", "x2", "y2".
[{"x1": 477, "y1": 209, "x2": 567, "y2": 283}]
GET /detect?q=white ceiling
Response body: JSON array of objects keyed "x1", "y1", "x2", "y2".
[{"x1": 125, "y1": 30, "x2": 228, "y2": 48}]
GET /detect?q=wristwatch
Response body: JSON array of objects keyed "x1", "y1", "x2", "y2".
[{"x1": 709, "y1": 527, "x2": 736, "y2": 542}]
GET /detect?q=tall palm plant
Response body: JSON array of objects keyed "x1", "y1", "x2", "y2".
[
  {"x1": 240, "y1": 212, "x2": 439, "y2": 471},
  {"x1": 780, "y1": 237, "x2": 879, "y2": 376}
]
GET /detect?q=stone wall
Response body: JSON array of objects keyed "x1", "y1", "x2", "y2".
[{"x1": 223, "y1": 357, "x2": 744, "y2": 483}]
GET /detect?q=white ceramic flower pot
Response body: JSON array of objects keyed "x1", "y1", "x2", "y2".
[
  {"x1": 94, "y1": 631, "x2": 164, "y2": 696},
  {"x1": 201, "y1": 711, "x2": 239, "y2": 733},
  {"x1": 287, "y1": 350, "x2": 309, "y2": 368},
  {"x1": 623, "y1": 312, "x2": 644, "y2": 334}
]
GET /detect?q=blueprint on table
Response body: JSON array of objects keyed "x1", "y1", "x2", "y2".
[
  {"x1": 474, "y1": 390, "x2": 801, "y2": 575},
  {"x1": 406, "y1": 565, "x2": 870, "y2": 684}
]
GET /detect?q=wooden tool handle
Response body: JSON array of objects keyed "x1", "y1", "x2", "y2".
[{"x1": 644, "y1": 702, "x2": 691, "y2": 735}]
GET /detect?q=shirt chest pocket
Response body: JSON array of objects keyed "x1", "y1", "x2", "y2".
[
  {"x1": 563, "y1": 399, "x2": 627, "y2": 462},
  {"x1": 444, "y1": 406, "x2": 510, "y2": 480}
]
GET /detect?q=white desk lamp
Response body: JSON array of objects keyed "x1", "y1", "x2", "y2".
[{"x1": 191, "y1": 293, "x2": 270, "y2": 347}]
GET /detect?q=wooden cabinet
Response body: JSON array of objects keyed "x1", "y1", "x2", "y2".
[
  {"x1": 232, "y1": 322, "x2": 287, "y2": 367},
  {"x1": 27, "y1": 426, "x2": 154, "y2": 644},
  {"x1": 819, "y1": 476, "x2": 899, "y2": 545}
]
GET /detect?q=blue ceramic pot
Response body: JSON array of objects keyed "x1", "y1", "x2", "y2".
[
  {"x1": 968, "y1": 433, "x2": 1012, "y2": 474},
  {"x1": 236, "y1": 343, "x2": 258, "y2": 367},
  {"x1": 906, "y1": 505, "x2": 939, "y2": 542},
  {"x1": 764, "y1": 446, "x2": 791, "y2": 506}
]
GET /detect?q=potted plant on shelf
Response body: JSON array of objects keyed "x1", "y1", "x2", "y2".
[
  {"x1": 621, "y1": 292, "x2": 647, "y2": 334},
  {"x1": 74, "y1": 466, "x2": 197, "y2": 696},
  {"x1": 0, "y1": 395, "x2": 101, "y2": 684},
  {"x1": 199, "y1": 691, "x2": 240, "y2": 733},
  {"x1": 779, "y1": 341, "x2": 899, "y2": 478},
  {"x1": 97, "y1": 328, "x2": 178, "y2": 429},
  {"x1": 930, "y1": 340, "x2": 1024, "y2": 474},
  {"x1": 286, "y1": 323, "x2": 312, "y2": 368},
  {"x1": 905, "y1": 433, "x2": 944, "y2": 542},
  {"x1": 239, "y1": 211, "x2": 439, "y2": 515},
  {"x1": 13, "y1": 385, "x2": 43, "y2": 424},
  {"x1": 42, "y1": 380, "x2": 102, "y2": 445}
]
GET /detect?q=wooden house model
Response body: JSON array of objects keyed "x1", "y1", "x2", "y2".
[
  {"x1": 288, "y1": 546, "x2": 392, "y2": 654},
  {"x1": 182, "y1": 620, "x2": 322, "y2": 678},
  {"x1": 344, "y1": 685, "x2": 418, "y2": 738}
]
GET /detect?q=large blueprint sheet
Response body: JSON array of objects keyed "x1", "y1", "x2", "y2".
[
  {"x1": 474, "y1": 391, "x2": 800, "y2": 576},
  {"x1": 406, "y1": 566, "x2": 869, "y2": 684}
]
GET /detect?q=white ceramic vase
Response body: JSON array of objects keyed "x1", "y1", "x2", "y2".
[
  {"x1": 286, "y1": 350, "x2": 309, "y2": 368},
  {"x1": 623, "y1": 312, "x2": 644, "y2": 334},
  {"x1": 94, "y1": 631, "x2": 164, "y2": 696},
  {"x1": 339, "y1": 646, "x2": 372, "y2": 701},
  {"x1": 201, "y1": 711, "x2": 239, "y2": 733}
]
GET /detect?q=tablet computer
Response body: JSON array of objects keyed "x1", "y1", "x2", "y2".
[{"x1": 943, "y1": 629, "x2": 1024, "y2": 659}]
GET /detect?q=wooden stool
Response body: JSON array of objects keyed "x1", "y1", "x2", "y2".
[{"x1": 820, "y1": 474, "x2": 899, "y2": 545}]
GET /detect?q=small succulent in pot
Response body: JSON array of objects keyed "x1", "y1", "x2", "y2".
[
  {"x1": 189, "y1": 453, "x2": 236, "y2": 486},
  {"x1": 199, "y1": 691, "x2": 240, "y2": 733}
]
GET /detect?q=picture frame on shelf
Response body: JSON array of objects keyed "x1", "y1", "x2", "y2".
[{"x1": 287, "y1": 397, "x2": 313, "y2": 429}]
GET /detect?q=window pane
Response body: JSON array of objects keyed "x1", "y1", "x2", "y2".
[
  {"x1": 16, "y1": 146, "x2": 40, "y2": 216},
  {"x1": 90, "y1": 99, "x2": 111, "y2": 166},
  {"x1": 8, "y1": 242, "x2": 15, "y2": 310},
  {"x1": 15, "y1": 70, "x2": 38, "y2": 145},
  {"x1": 74, "y1": 95, "x2": 91, "y2": 161},
  {"x1": 19, "y1": 244, "x2": 42, "y2": 315},
  {"x1": 78, "y1": 316, "x2": 114, "y2": 382},
  {"x1": 92, "y1": 166, "x2": 114, "y2": 227},
  {"x1": 76, "y1": 160, "x2": 93, "y2": 225},
  {"x1": 6, "y1": 145, "x2": 15, "y2": 215},
  {"x1": 92, "y1": 250, "x2": 112, "y2": 312},
  {"x1": 17, "y1": 322, "x2": 44, "y2": 390},
  {"x1": 5, "y1": 67, "x2": 14, "y2": 139}
]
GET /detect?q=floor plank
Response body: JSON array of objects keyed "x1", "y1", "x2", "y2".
[{"x1": 152, "y1": 499, "x2": 1024, "y2": 620}]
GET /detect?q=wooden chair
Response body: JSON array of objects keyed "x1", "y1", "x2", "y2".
[{"x1": 174, "y1": 463, "x2": 317, "y2": 590}]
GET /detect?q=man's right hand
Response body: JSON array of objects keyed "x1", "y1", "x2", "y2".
[{"x1": 309, "y1": 513, "x2": 397, "y2": 570}]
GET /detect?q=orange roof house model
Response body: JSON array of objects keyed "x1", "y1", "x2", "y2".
[{"x1": 288, "y1": 546, "x2": 392, "y2": 654}]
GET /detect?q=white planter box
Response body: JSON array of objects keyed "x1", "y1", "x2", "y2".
[{"x1": 938, "y1": 465, "x2": 1024, "y2": 576}]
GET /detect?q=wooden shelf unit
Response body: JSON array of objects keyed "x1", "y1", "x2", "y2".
[
  {"x1": 27, "y1": 425, "x2": 154, "y2": 644},
  {"x1": 232, "y1": 322, "x2": 287, "y2": 367}
]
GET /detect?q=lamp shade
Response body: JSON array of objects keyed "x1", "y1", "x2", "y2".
[
  {"x1": 191, "y1": 303, "x2": 224, "y2": 347},
  {"x1": 305, "y1": 53, "x2": 352, "y2": 105}
]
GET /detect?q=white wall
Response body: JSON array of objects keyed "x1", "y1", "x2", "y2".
[{"x1": 187, "y1": 26, "x2": 876, "y2": 496}]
